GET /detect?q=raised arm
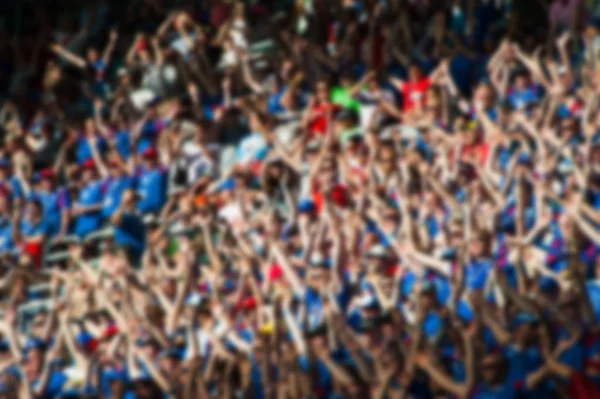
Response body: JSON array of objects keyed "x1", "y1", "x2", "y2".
[
  {"x1": 50, "y1": 44, "x2": 87, "y2": 69},
  {"x1": 102, "y1": 29, "x2": 119, "y2": 65}
]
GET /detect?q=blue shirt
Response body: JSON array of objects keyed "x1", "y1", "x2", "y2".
[
  {"x1": 465, "y1": 258, "x2": 493, "y2": 290},
  {"x1": 74, "y1": 181, "x2": 104, "y2": 237},
  {"x1": 298, "y1": 355, "x2": 333, "y2": 398},
  {"x1": 1, "y1": 176, "x2": 25, "y2": 200},
  {"x1": 508, "y1": 86, "x2": 541, "y2": 110},
  {"x1": 114, "y1": 212, "x2": 146, "y2": 259},
  {"x1": 137, "y1": 120, "x2": 166, "y2": 154},
  {"x1": 136, "y1": 168, "x2": 167, "y2": 214},
  {"x1": 114, "y1": 130, "x2": 132, "y2": 160},
  {"x1": 34, "y1": 189, "x2": 69, "y2": 236},
  {"x1": 0, "y1": 218, "x2": 13, "y2": 253},
  {"x1": 102, "y1": 176, "x2": 133, "y2": 218},
  {"x1": 471, "y1": 379, "x2": 523, "y2": 399},
  {"x1": 76, "y1": 136, "x2": 108, "y2": 165},
  {"x1": 20, "y1": 218, "x2": 49, "y2": 238},
  {"x1": 33, "y1": 370, "x2": 67, "y2": 399}
]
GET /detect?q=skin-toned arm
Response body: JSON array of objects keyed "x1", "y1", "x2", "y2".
[
  {"x1": 415, "y1": 354, "x2": 468, "y2": 398},
  {"x1": 151, "y1": 36, "x2": 164, "y2": 66},
  {"x1": 272, "y1": 243, "x2": 306, "y2": 297},
  {"x1": 50, "y1": 44, "x2": 87, "y2": 69},
  {"x1": 102, "y1": 29, "x2": 119, "y2": 65},
  {"x1": 135, "y1": 347, "x2": 172, "y2": 392}
]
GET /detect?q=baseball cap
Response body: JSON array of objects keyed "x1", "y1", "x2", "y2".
[
  {"x1": 23, "y1": 336, "x2": 47, "y2": 353},
  {"x1": 82, "y1": 159, "x2": 96, "y2": 170},
  {"x1": 297, "y1": 199, "x2": 316, "y2": 213},
  {"x1": 142, "y1": 147, "x2": 158, "y2": 158}
]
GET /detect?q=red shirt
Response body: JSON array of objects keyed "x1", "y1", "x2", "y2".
[
  {"x1": 309, "y1": 103, "x2": 340, "y2": 136},
  {"x1": 461, "y1": 142, "x2": 491, "y2": 165},
  {"x1": 402, "y1": 77, "x2": 431, "y2": 112}
]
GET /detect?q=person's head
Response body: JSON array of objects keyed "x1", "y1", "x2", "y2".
[
  {"x1": 425, "y1": 86, "x2": 442, "y2": 112},
  {"x1": 339, "y1": 71, "x2": 355, "y2": 89},
  {"x1": 26, "y1": 199, "x2": 43, "y2": 222},
  {"x1": 136, "y1": 333, "x2": 160, "y2": 359},
  {"x1": 468, "y1": 231, "x2": 490, "y2": 258},
  {"x1": 81, "y1": 161, "x2": 97, "y2": 185},
  {"x1": 420, "y1": 281, "x2": 438, "y2": 312},
  {"x1": 514, "y1": 70, "x2": 531, "y2": 91},
  {"x1": 38, "y1": 170, "x2": 55, "y2": 192},
  {"x1": 22, "y1": 337, "x2": 47, "y2": 377},
  {"x1": 159, "y1": 347, "x2": 183, "y2": 376},
  {"x1": 378, "y1": 143, "x2": 397, "y2": 175},
  {"x1": 480, "y1": 352, "x2": 509, "y2": 385},
  {"x1": 474, "y1": 83, "x2": 494, "y2": 108},
  {"x1": 460, "y1": 121, "x2": 480, "y2": 146},
  {"x1": 315, "y1": 80, "x2": 330, "y2": 103},
  {"x1": 106, "y1": 370, "x2": 127, "y2": 397},
  {"x1": 306, "y1": 266, "x2": 328, "y2": 292},
  {"x1": 560, "y1": 117, "x2": 578, "y2": 138},
  {"x1": 30, "y1": 311, "x2": 48, "y2": 338},
  {"x1": 84, "y1": 118, "x2": 95, "y2": 135},
  {"x1": 142, "y1": 147, "x2": 159, "y2": 168},
  {"x1": 132, "y1": 377, "x2": 160, "y2": 398},
  {"x1": 408, "y1": 62, "x2": 424, "y2": 82},
  {"x1": 120, "y1": 189, "x2": 137, "y2": 211},
  {"x1": 86, "y1": 47, "x2": 99, "y2": 63},
  {"x1": 317, "y1": 156, "x2": 338, "y2": 190}
]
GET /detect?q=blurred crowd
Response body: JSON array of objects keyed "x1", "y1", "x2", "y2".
[{"x1": 2, "y1": 0, "x2": 600, "y2": 398}]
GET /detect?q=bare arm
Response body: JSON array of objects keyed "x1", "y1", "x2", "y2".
[{"x1": 50, "y1": 44, "x2": 87, "y2": 69}]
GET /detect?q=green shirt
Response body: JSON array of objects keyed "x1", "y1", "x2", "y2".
[{"x1": 331, "y1": 86, "x2": 361, "y2": 112}]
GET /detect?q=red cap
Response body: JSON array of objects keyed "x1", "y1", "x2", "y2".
[
  {"x1": 82, "y1": 159, "x2": 96, "y2": 170},
  {"x1": 331, "y1": 185, "x2": 348, "y2": 207},
  {"x1": 102, "y1": 324, "x2": 120, "y2": 338},
  {"x1": 39, "y1": 168, "x2": 55, "y2": 179},
  {"x1": 142, "y1": 147, "x2": 158, "y2": 158},
  {"x1": 241, "y1": 296, "x2": 258, "y2": 310},
  {"x1": 268, "y1": 263, "x2": 283, "y2": 281}
]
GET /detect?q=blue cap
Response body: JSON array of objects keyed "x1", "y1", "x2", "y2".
[
  {"x1": 517, "y1": 152, "x2": 532, "y2": 165},
  {"x1": 219, "y1": 178, "x2": 236, "y2": 192},
  {"x1": 423, "y1": 312, "x2": 444, "y2": 341},
  {"x1": 539, "y1": 276, "x2": 559, "y2": 292},
  {"x1": 221, "y1": 279, "x2": 237, "y2": 294},
  {"x1": 76, "y1": 331, "x2": 96, "y2": 352},
  {"x1": 23, "y1": 337, "x2": 47, "y2": 353},
  {"x1": 297, "y1": 199, "x2": 316, "y2": 213},
  {"x1": 159, "y1": 347, "x2": 184, "y2": 361},
  {"x1": 0, "y1": 158, "x2": 10, "y2": 168}
]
